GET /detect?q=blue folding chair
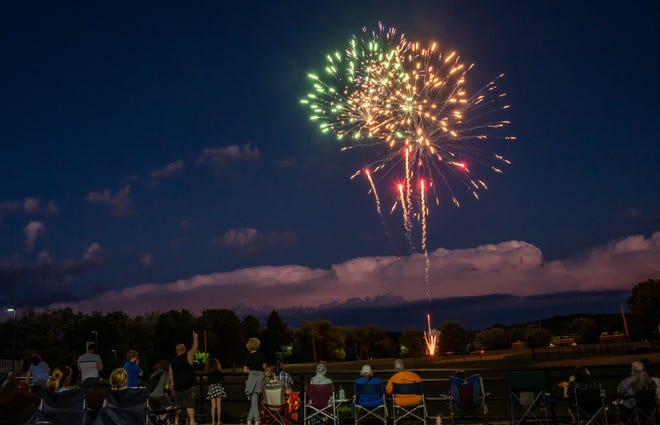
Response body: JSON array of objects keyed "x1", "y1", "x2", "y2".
[{"x1": 354, "y1": 382, "x2": 387, "y2": 425}]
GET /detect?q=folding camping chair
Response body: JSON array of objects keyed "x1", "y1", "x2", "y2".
[
  {"x1": 304, "y1": 383, "x2": 337, "y2": 425},
  {"x1": 391, "y1": 382, "x2": 427, "y2": 425},
  {"x1": 261, "y1": 382, "x2": 290, "y2": 425},
  {"x1": 572, "y1": 383, "x2": 608, "y2": 425},
  {"x1": 354, "y1": 382, "x2": 387, "y2": 425},
  {"x1": 448, "y1": 374, "x2": 489, "y2": 424},
  {"x1": 25, "y1": 389, "x2": 88, "y2": 425},
  {"x1": 93, "y1": 387, "x2": 149, "y2": 425},
  {"x1": 634, "y1": 389, "x2": 659, "y2": 425},
  {"x1": 507, "y1": 370, "x2": 552, "y2": 425}
]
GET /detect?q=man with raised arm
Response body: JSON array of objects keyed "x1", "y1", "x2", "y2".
[{"x1": 169, "y1": 331, "x2": 199, "y2": 425}]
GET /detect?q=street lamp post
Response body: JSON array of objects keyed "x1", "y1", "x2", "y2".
[
  {"x1": 6, "y1": 307, "x2": 17, "y2": 362},
  {"x1": 91, "y1": 330, "x2": 98, "y2": 346}
]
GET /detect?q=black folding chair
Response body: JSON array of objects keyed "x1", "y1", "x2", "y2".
[
  {"x1": 634, "y1": 389, "x2": 659, "y2": 425},
  {"x1": 573, "y1": 384, "x2": 608, "y2": 425},
  {"x1": 507, "y1": 371, "x2": 551, "y2": 425},
  {"x1": 25, "y1": 389, "x2": 88, "y2": 425},
  {"x1": 391, "y1": 382, "x2": 427, "y2": 425}
]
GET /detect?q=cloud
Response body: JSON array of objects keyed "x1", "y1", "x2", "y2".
[
  {"x1": 42, "y1": 231, "x2": 660, "y2": 317},
  {"x1": 140, "y1": 253, "x2": 153, "y2": 270},
  {"x1": 0, "y1": 198, "x2": 59, "y2": 218},
  {"x1": 211, "y1": 227, "x2": 298, "y2": 254},
  {"x1": 149, "y1": 160, "x2": 185, "y2": 180},
  {"x1": 0, "y1": 242, "x2": 105, "y2": 306},
  {"x1": 85, "y1": 185, "x2": 133, "y2": 216},
  {"x1": 195, "y1": 144, "x2": 260, "y2": 171},
  {"x1": 23, "y1": 221, "x2": 46, "y2": 253}
]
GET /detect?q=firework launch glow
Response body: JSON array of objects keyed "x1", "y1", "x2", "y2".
[{"x1": 424, "y1": 313, "x2": 439, "y2": 356}]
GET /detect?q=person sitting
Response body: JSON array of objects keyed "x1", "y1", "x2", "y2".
[
  {"x1": 46, "y1": 366, "x2": 76, "y2": 392},
  {"x1": 616, "y1": 361, "x2": 658, "y2": 425},
  {"x1": 147, "y1": 360, "x2": 173, "y2": 410},
  {"x1": 354, "y1": 365, "x2": 384, "y2": 408},
  {"x1": 109, "y1": 368, "x2": 129, "y2": 391},
  {"x1": 310, "y1": 362, "x2": 332, "y2": 385},
  {"x1": 0, "y1": 371, "x2": 17, "y2": 394},
  {"x1": 561, "y1": 366, "x2": 599, "y2": 422},
  {"x1": 274, "y1": 361, "x2": 294, "y2": 391},
  {"x1": 640, "y1": 358, "x2": 660, "y2": 403},
  {"x1": 386, "y1": 359, "x2": 422, "y2": 406}
]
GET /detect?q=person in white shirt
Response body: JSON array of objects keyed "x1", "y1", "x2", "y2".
[{"x1": 78, "y1": 343, "x2": 103, "y2": 391}]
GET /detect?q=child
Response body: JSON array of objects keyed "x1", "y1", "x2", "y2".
[{"x1": 205, "y1": 357, "x2": 226, "y2": 425}]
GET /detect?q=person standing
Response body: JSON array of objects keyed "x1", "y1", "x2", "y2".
[
  {"x1": 26, "y1": 353, "x2": 50, "y2": 392},
  {"x1": 243, "y1": 337, "x2": 266, "y2": 425},
  {"x1": 123, "y1": 350, "x2": 143, "y2": 387},
  {"x1": 205, "y1": 357, "x2": 226, "y2": 425},
  {"x1": 169, "y1": 331, "x2": 199, "y2": 425},
  {"x1": 78, "y1": 343, "x2": 103, "y2": 391}
]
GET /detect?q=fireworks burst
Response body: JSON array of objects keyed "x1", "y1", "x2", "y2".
[
  {"x1": 301, "y1": 23, "x2": 514, "y2": 355},
  {"x1": 301, "y1": 22, "x2": 514, "y2": 255}
]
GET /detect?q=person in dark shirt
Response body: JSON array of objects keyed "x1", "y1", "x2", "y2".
[
  {"x1": 243, "y1": 337, "x2": 266, "y2": 425},
  {"x1": 205, "y1": 357, "x2": 226, "y2": 425},
  {"x1": 169, "y1": 331, "x2": 199, "y2": 425}
]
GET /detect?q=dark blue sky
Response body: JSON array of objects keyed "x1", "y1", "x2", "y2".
[{"x1": 1, "y1": 1, "x2": 659, "y2": 321}]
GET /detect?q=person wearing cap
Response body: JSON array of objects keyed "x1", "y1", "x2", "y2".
[
  {"x1": 386, "y1": 359, "x2": 423, "y2": 406},
  {"x1": 354, "y1": 364, "x2": 384, "y2": 407},
  {"x1": 310, "y1": 362, "x2": 332, "y2": 385}
]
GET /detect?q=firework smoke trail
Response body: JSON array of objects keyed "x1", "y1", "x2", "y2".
[
  {"x1": 420, "y1": 179, "x2": 430, "y2": 296},
  {"x1": 364, "y1": 169, "x2": 382, "y2": 217}
]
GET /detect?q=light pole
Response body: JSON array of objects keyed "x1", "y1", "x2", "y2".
[
  {"x1": 91, "y1": 330, "x2": 98, "y2": 346},
  {"x1": 6, "y1": 307, "x2": 17, "y2": 362}
]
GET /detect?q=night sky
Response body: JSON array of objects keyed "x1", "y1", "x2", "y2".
[{"x1": 1, "y1": 1, "x2": 659, "y2": 328}]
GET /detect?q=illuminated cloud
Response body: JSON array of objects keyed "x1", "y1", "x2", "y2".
[
  {"x1": 149, "y1": 160, "x2": 185, "y2": 180},
  {"x1": 23, "y1": 221, "x2": 46, "y2": 253},
  {"x1": 140, "y1": 253, "x2": 153, "y2": 270},
  {"x1": 211, "y1": 227, "x2": 298, "y2": 254},
  {"x1": 195, "y1": 144, "x2": 260, "y2": 171},
  {"x1": 43, "y1": 231, "x2": 660, "y2": 317},
  {"x1": 0, "y1": 198, "x2": 58, "y2": 218},
  {"x1": 85, "y1": 185, "x2": 133, "y2": 217}
]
